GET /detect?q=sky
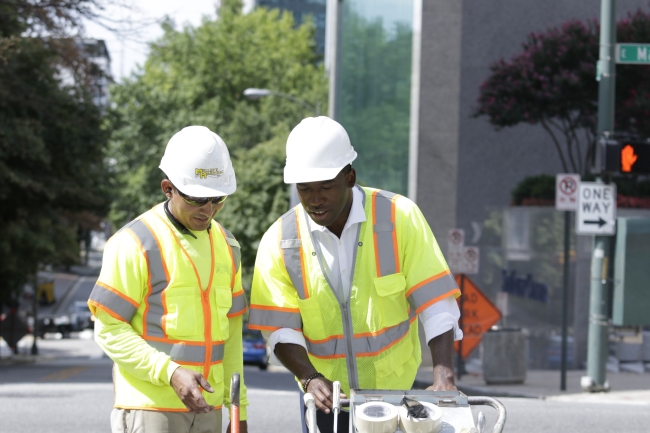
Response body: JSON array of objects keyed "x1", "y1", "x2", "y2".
[{"x1": 84, "y1": 0, "x2": 255, "y2": 82}]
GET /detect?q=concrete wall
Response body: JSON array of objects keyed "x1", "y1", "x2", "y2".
[{"x1": 417, "y1": 0, "x2": 463, "y2": 242}]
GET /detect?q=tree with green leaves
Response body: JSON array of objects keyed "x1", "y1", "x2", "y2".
[
  {"x1": 474, "y1": 9, "x2": 650, "y2": 175},
  {"x1": 107, "y1": 0, "x2": 328, "y2": 285},
  {"x1": 0, "y1": 0, "x2": 111, "y2": 304}
]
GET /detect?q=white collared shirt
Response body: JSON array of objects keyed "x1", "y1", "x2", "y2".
[{"x1": 264, "y1": 186, "x2": 462, "y2": 365}]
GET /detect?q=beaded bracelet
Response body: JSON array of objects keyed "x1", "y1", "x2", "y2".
[{"x1": 302, "y1": 372, "x2": 325, "y2": 393}]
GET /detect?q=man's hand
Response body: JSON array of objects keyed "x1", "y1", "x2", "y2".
[
  {"x1": 274, "y1": 343, "x2": 347, "y2": 414},
  {"x1": 226, "y1": 420, "x2": 248, "y2": 433},
  {"x1": 428, "y1": 329, "x2": 458, "y2": 392},
  {"x1": 305, "y1": 376, "x2": 347, "y2": 414},
  {"x1": 170, "y1": 367, "x2": 214, "y2": 413}
]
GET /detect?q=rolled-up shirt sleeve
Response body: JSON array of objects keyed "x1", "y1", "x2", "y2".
[
  {"x1": 262, "y1": 328, "x2": 307, "y2": 366},
  {"x1": 419, "y1": 295, "x2": 463, "y2": 343}
]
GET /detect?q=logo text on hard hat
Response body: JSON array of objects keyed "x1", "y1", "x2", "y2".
[{"x1": 195, "y1": 168, "x2": 224, "y2": 179}]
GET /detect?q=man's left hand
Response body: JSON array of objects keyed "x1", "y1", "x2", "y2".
[
  {"x1": 426, "y1": 382, "x2": 457, "y2": 392},
  {"x1": 226, "y1": 420, "x2": 248, "y2": 433}
]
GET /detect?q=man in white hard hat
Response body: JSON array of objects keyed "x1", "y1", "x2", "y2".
[
  {"x1": 89, "y1": 126, "x2": 248, "y2": 433},
  {"x1": 249, "y1": 117, "x2": 462, "y2": 432}
]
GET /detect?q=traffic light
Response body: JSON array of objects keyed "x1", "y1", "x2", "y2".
[
  {"x1": 618, "y1": 141, "x2": 650, "y2": 174},
  {"x1": 598, "y1": 137, "x2": 650, "y2": 174}
]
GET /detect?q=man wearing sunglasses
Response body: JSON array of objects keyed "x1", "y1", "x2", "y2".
[
  {"x1": 89, "y1": 126, "x2": 248, "y2": 433},
  {"x1": 249, "y1": 117, "x2": 462, "y2": 433}
]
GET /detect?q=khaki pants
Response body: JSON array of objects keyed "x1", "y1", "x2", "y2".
[{"x1": 110, "y1": 408, "x2": 222, "y2": 433}]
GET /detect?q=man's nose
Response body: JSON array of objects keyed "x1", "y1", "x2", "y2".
[{"x1": 308, "y1": 190, "x2": 325, "y2": 206}]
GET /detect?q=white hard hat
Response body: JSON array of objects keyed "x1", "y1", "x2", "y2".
[
  {"x1": 159, "y1": 126, "x2": 236, "y2": 197},
  {"x1": 284, "y1": 116, "x2": 357, "y2": 184}
]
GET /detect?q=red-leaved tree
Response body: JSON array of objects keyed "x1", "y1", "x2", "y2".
[{"x1": 475, "y1": 9, "x2": 650, "y2": 175}]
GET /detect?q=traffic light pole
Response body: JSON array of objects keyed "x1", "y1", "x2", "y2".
[{"x1": 582, "y1": 0, "x2": 615, "y2": 393}]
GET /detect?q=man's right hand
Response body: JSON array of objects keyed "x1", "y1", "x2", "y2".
[
  {"x1": 304, "y1": 375, "x2": 347, "y2": 414},
  {"x1": 170, "y1": 367, "x2": 214, "y2": 413},
  {"x1": 274, "y1": 343, "x2": 347, "y2": 414}
]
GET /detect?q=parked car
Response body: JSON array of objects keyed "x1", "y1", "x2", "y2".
[
  {"x1": 242, "y1": 326, "x2": 269, "y2": 370},
  {"x1": 38, "y1": 301, "x2": 93, "y2": 338},
  {"x1": 38, "y1": 313, "x2": 71, "y2": 337},
  {"x1": 68, "y1": 301, "x2": 93, "y2": 332}
]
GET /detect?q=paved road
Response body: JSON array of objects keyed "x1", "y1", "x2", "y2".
[{"x1": 1, "y1": 338, "x2": 649, "y2": 432}]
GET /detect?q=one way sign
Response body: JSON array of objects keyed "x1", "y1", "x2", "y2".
[{"x1": 576, "y1": 182, "x2": 617, "y2": 235}]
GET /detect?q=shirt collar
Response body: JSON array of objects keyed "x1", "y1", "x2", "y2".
[
  {"x1": 307, "y1": 186, "x2": 366, "y2": 233},
  {"x1": 162, "y1": 200, "x2": 211, "y2": 239}
]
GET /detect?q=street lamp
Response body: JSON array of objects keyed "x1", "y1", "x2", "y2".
[{"x1": 243, "y1": 88, "x2": 321, "y2": 116}]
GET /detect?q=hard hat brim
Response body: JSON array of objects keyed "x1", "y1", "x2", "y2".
[
  {"x1": 284, "y1": 166, "x2": 348, "y2": 184},
  {"x1": 172, "y1": 178, "x2": 237, "y2": 197}
]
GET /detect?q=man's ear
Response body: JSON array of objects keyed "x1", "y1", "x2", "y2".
[
  {"x1": 346, "y1": 168, "x2": 357, "y2": 187},
  {"x1": 161, "y1": 179, "x2": 173, "y2": 196}
]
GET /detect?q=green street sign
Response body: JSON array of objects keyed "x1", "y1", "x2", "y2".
[{"x1": 616, "y1": 43, "x2": 650, "y2": 64}]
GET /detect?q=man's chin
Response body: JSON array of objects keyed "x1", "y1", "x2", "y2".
[
  {"x1": 189, "y1": 220, "x2": 211, "y2": 231},
  {"x1": 307, "y1": 214, "x2": 332, "y2": 227}
]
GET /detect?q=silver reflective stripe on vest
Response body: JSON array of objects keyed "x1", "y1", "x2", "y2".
[
  {"x1": 127, "y1": 219, "x2": 169, "y2": 338},
  {"x1": 228, "y1": 291, "x2": 247, "y2": 317},
  {"x1": 353, "y1": 315, "x2": 414, "y2": 356},
  {"x1": 211, "y1": 343, "x2": 225, "y2": 363},
  {"x1": 149, "y1": 341, "x2": 205, "y2": 363},
  {"x1": 373, "y1": 190, "x2": 399, "y2": 276},
  {"x1": 408, "y1": 272, "x2": 458, "y2": 311},
  {"x1": 279, "y1": 210, "x2": 307, "y2": 299},
  {"x1": 148, "y1": 341, "x2": 225, "y2": 364},
  {"x1": 88, "y1": 283, "x2": 138, "y2": 323},
  {"x1": 248, "y1": 307, "x2": 302, "y2": 329},
  {"x1": 305, "y1": 336, "x2": 348, "y2": 358},
  {"x1": 220, "y1": 225, "x2": 241, "y2": 276}
]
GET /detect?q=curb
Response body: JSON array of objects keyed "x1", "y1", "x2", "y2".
[
  {"x1": 412, "y1": 379, "x2": 544, "y2": 400},
  {"x1": 0, "y1": 354, "x2": 55, "y2": 366}
]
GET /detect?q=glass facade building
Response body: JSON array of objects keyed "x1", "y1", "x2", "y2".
[
  {"x1": 337, "y1": 0, "x2": 414, "y2": 195},
  {"x1": 256, "y1": 0, "x2": 327, "y2": 55}
]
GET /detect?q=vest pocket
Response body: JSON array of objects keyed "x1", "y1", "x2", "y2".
[
  {"x1": 164, "y1": 288, "x2": 201, "y2": 337},
  {"x1": 213, "y1": 286, "x2": 232, "y2": 340},
  {"x1": 374, "y1": 337, "x2": 416, "y2": 389},
  {"x1": 372, "y1": 273, "x2": 409, "y2": 328},
  {"x1": 297, "y1": 296, "x2": 327, "y2": 342}
]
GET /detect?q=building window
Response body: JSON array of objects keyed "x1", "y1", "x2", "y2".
[{"x1": 338, "y1": 0, "x2": 414, "y2": 195}]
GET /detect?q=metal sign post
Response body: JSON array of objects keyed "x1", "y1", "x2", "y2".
[
  {"x1": 556, "y1": 174, "x2": 580, "y2": 391},
  {"x1": 582, "y1": 0, "x2": 616, "y2": 393}
]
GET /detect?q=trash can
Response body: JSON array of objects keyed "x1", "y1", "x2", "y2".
[{"x1": 482, "y1": 327, "x2": 527, "y2": 384}]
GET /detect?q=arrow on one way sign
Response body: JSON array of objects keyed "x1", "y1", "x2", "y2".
[{"x1": 584, "y1": 217, "x2": 607, "y2": 227}]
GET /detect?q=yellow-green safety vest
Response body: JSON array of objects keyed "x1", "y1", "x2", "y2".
[
  {"x1": 88, "y1": 204, "x2": 247, "y2": 411},
  {"x1": 249, "y1": 186, "x2": 459, "y2": 395}
]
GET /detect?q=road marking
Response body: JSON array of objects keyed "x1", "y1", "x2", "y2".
[{"x1": 39, "y1": 366, "x2": 89, "y2": 382}]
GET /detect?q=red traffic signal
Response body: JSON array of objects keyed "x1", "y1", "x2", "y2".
[
  {"x1": 619, "y1": 141, "x2": 650, "y2": 174},
  {"x1": 600, "y1": 139, "x2": 650, "y2": 174}
]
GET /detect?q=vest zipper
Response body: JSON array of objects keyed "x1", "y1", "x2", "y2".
[
  {"x1": 202, "y1": 231, "x2": 216, "y2": 383},
  {"x1": 341, "y1": 303, "x2": 359, "y2": 389},
  {"x1": 202, "y1": 288, "x2": 212, "y2": 380}
]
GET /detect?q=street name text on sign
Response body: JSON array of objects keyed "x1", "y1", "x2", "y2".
[
  {"x1": 555, "y1": 174, "x2": 581, "y2": 211},
  {"x1": 616, "y1": 43, "x2": 650, "y2": 64},
  {"x1": 576, "y1": 182, "x2": 617, "y2": 235}
]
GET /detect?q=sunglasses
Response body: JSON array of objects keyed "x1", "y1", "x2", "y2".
[
  {"x1": 174, "y1": 186, "x2": 227, "y2": 207},
  {"x1": 401, "y1": 397, "x2": 428, "y2": 419}
]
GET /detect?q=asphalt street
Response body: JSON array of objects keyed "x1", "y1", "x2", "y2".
[{"x1": 1, "y1": 337, "x2": 649, "y2": 432}]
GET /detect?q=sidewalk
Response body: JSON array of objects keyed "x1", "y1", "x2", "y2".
[
  {"x1": 0, "y1": 330, "x2": 105, "y2": 366},
  {"x1": 414, "y1": 367, "x2": 650, "y2": 405}
]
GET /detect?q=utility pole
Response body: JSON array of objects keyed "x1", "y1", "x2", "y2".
[{"x1": 582, "y1": 0, "x2": 616, "y2": 393}]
